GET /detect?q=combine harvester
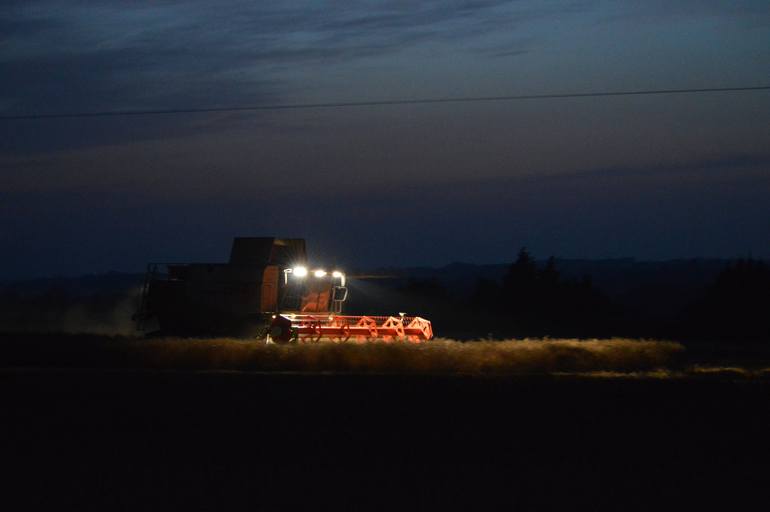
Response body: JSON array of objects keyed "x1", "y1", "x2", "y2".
[{"x1": 134, "y1": 237, "x2": 433, "y2": 343}]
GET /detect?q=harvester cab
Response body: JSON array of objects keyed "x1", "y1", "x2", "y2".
[
  {"x1": 279, "y1": 265, "x2": 348, "y2": 314},
  {"x1": 134, "y1": 237, "x2": 433, "y2": 343}
]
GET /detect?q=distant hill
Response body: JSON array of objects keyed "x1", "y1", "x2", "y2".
[
  {"x1": 1, "y1": 259, "x2": 759, "y2": 339},
  {"x1": 0, "y1": 259, "x2": 736, "y2": 301}
]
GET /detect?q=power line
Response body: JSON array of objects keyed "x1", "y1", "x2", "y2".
[{"x1": 1, "y1": 85, "x2": 768, "y2": 121}]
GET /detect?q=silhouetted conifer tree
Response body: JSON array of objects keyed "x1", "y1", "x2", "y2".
[{"x1": 539, "y1": 257, "x2": 560, "y2": 287}]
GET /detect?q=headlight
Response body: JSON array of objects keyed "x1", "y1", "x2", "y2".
[
  {"x1": 313, "y1": 269, "x2": 327, "y2": 278},
  {"x1": 292, "y1": 266, "x2": 308, "y2": 278},
  {"x1": 332, "y1": 270, "x2": 343, "y2": 279}
]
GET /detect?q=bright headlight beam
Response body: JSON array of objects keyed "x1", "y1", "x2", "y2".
[
  {"x1": 313, "y1": 269, "x2": 327, "y2": 278},
  {"x1": 293, "y1": 266, "x2": 308, "y2": 278},
  {"x1": 332, "y1": 271, "x2": 343, "y2": 278}
]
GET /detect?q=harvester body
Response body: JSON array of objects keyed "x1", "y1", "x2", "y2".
[{"x1": 135, "y1": 237, "x2": 433, "y2": 342}]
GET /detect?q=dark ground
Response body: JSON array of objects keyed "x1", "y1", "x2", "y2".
[{"x1": 3, "y1": 367, "x2": 769, "y2": 510}]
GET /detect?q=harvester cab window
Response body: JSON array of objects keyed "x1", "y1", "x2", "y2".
[
  {"x1": 300, "y1": 281, "x2": 332, "y2": 313},
  {"x1": 280, "y1": 265, "x2": 348, "y2": 314}
]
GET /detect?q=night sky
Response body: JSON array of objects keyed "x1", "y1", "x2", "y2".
[{"x1": 2, "y1": 1, "x2": 769, "y2": 279}]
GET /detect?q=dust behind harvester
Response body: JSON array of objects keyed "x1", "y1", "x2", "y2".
[{"x1": 134, "y1": 237, "x2": 433, "y2": 342}]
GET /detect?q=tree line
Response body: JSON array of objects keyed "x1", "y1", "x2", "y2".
[{"x1": 400, "y1": 249, "x2": 770, "y2": 342}]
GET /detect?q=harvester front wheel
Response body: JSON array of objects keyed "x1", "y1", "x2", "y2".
[{"x1": 267, "y1": 315, "x2": 295, "y2": 344}]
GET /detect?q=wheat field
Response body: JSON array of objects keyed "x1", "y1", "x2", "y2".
[{"x1": 2, "y1": 335, "x2": 684, "y2": 374}]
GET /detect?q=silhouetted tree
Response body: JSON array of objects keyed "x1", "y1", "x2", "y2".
[
  {"x1": 470, "y1": 248, "x2": 615, "y2": 337},
  {"x1": 503, "y1": 248, "x2": 538, "y2": 293},
  {"x1": 539, "y1": 257, "x2": 560, "y2": 287}
]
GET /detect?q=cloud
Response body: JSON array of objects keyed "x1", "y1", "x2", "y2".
[
  {"x1": 0, "y1": 1, "x2": 524, "y2": 111},
  {"x1": 2, "y1": 0, "x2": 767, "y2": 121},
  {"x1": 606, "y1": 1, "x2": 770, "y2": 26},
  {"x1": 0, "y1": 0, "x2": 545, "y2": 153}
]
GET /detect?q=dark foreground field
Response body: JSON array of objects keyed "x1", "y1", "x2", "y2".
[
  {"x1": 3, "y1": 333, "x2": 770, "y2": 510},
  {"x1": 3, "y1": 368, "x2": 770, "y2": 510}
]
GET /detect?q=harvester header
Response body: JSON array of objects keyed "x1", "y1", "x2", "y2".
[{"x1": 134, "y1": 237, "x2": 433, "y2": 342}]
